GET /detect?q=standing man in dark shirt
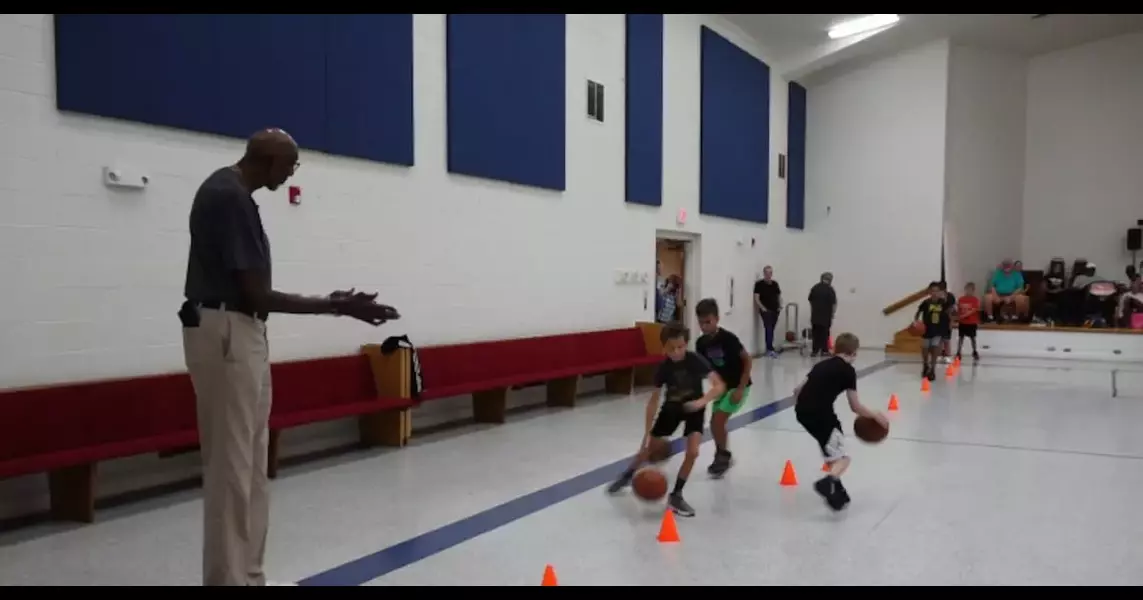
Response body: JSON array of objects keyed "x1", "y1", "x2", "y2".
[
  {"x1": 808, "y1": 272, "x2": 837, "y2": 357},
  {"x1": 181, "y1": 129, "x2": 399, "y2": 586},
  {"x1": 753, "y1": 265, "x2": 782, "y2": 358}
]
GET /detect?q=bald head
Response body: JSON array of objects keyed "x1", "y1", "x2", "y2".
[
  {"x1": 244, "y1": 128, "x2": 298, "y2": 161},
  {"x1": 238, "y1": 128, "x2": 299, "y2": 191}
]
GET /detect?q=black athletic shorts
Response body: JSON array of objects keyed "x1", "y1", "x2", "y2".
[
  {"x1": 650, "y1": 402, "x2": 706, "y2": 438},
  {"x1": 796, "y1": 409, "x2": 846, "y2": 462},
  {"x1": 959, "y1": 324, "x2": 978, "y2": 339}
]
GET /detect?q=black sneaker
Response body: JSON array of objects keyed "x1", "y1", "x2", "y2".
[
  {"x1": 833, "y1": 479, "x2": 851, "y2": 510},
  {"x1": 606, "y1": 471, "x2": 633, "y2": 495},
  {"x1": 926, "y1": 368, "x2": 936, "y2": 382},
  {"x1": 707, "y1": 451, "x2": 732, "y2": 477},
  {"x1": 813, "y1": 476, "x2": 850, "y2": 512},
  {"x1": 972, "y1": 352, "x2": 980, "y2": 361},
  {"x1": 813, "y1": 476, "x2": 835, "y2": 504},
  {"x1": 668, "y1": 493, "x2": 695, "y2": 518}
]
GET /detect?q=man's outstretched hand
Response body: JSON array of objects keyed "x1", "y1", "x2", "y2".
[{"x1": 330, "y1": 288, "x2": 401, "y2": 326}]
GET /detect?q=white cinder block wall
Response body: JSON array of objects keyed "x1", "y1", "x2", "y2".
[
  {"x1": 943, "y1": 44, "x2": 1027, "y2": 291},
  {"x1": 1023, "y1": 30, "x2": 1143, "y2": 275},
  {"x1": 803, "y1": 40, "x2": 951, "y2": 346},
  {"x1": 0, "y1": 14, "x2": 801, "y2": 391},
  {"x1": 0, "y1": 14, "x2": 803, "y2": 518}
]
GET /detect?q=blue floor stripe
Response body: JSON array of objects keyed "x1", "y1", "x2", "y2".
[{"x1": 299, "y1": 359, "x2": 895, "y2": 586}]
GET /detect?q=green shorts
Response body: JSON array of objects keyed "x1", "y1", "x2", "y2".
[{"x1": 712, "y1": 386, "x2": 750, "y2": 415}]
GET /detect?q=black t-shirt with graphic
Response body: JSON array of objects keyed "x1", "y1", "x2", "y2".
[
  {"x1": 916, "y1": 297, "x2": 952, "y2": 338},
  {"x1": 795, "y1": 356, "x2": 857, "y2": 418},
  {"x1": 653, "y1": 352, "x2": 712, "y2": 404},
  {"x1": 696, "y1": 329, "x2": 750, "y2": 388}
]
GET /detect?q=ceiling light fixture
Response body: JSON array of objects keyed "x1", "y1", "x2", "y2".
[{"x1": 827, "y1": 14, "x2": 901, "y2": 40}]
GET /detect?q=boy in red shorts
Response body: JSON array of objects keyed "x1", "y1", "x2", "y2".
[{"x1": 956, "y1": 282, "x2": 981, "y2": 361}]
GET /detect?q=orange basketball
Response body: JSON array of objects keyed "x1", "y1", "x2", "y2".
[
  {"x1": 647, "y1": 437, "x2": 671, "y2": 463},
  {"x1": 632, "y1": 467, "x2": 669, "y2": 501},
  {"x1": 785, "y1": 330, "x2": 797, "y2": 343},
  {"x1": 908, "y1": 321, "x2": 925, "y2": 336},
  {"x1": 854, "y1": 416, "x2": 889, "y2": 443}
]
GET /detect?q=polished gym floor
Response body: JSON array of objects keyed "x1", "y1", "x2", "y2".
[{"x1": 1, "y1": 353, "x2": 1141, "y2": 586}]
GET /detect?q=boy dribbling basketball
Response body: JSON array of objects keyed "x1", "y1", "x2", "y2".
[
  {"x1": 694, "y1": 298, "x2": 752, "y2": 477},
  {"x1": 793, "y1": 333, "x2": 887, "y2": 511},
  {"x1": 607, "y1": 322, "x2": 726, "y2": 517}
]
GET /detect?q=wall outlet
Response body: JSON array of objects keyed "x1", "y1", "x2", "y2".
[{"x1": 102, "y1": 165, "x2": 149, "y2": 190}]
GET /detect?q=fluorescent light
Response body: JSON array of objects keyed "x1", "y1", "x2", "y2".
[{"x1": 827, "y1": 14, "x2": 900, "y2": 40}]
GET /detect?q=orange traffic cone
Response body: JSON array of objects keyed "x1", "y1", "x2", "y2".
[
  {"x1": 945, "y1": 366, "x2": 955, "y2": 378},
  {"x1": 888, "y1": 394, "x2": 900, "y2": 411},
  {"x1": 780, "y1": 460, "x2": 798, "y2": 486},
  {"x1": 541, "y1": 564, "x2": 558, "y2": 586},
  {"x1": 657, "y1": 509, "x2": 681, "y2": 543},
  {"x1": 921, "y1": 378, "x2": 931, "y2": 392}
]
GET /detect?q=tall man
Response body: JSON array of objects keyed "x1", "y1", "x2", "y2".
[{"x1": 181, "y1": 129, "x2": 399, "y2": 586}]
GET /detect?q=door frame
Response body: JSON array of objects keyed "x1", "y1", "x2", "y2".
[{"x1": 655, "y1": 229, "x2": 702, "y2": 344}]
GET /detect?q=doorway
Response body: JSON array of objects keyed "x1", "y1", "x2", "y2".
[{"x1": 655, "y1": 231, "x2": 701, "y2": 340}]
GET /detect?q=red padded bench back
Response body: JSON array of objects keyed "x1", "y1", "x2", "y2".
[
  {"x1": 0, "y1": 373, "x2": 197, "y2": 477},
  {"x1": 270, "y1": 355, "x2": 377, "y2": 418},
  {"x1": 419, "y1": 327, "x2": 652, "y2": 390}
]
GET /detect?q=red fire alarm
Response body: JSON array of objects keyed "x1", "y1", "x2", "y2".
[{"x1": 288, "y1": 185, "x2": 302, "y2": 206}]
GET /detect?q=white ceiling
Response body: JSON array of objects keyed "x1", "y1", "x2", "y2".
[{"x1": 724, "y1": 14, "x2": 1143, "y2": 84}]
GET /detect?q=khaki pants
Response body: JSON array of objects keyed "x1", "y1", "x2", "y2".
[{"x1": 183, "y1": 308, "x2": 272, "y2": 586}]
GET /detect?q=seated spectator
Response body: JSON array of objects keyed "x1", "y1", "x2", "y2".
[
  {"x1": 1118, "y1": 278, "x2": 1143, "y2": 328},
  {"x1": 1037, "y1": 258, "x2": 1068, "y2": 324},
  {"x1": 984, "y1": 259, "x2": 1030, "y2": 322}
]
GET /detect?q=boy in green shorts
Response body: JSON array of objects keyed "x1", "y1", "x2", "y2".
[{"x1": 695, "y1": 298, "x2": 753, "y2": 477}]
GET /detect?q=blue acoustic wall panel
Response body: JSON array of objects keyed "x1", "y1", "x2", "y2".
[
  {"x1": 787, "y1": 81, "x2": 807, "y2": 230},
  {"x1": 625, "y1": 14, "x2": 664, "y2": 206},
  {"x1": 325, "y1": 14, "x2": 414, "y2": 165},
  {"x1": 55, "y1": 15, "x2": 327, "y2": 151},
  {"x1": 446, "y1": 14, "x2": 566, "y2": 191},
  {"x1": 699, "y1": 27, "x2": 771, "y2": 223},
  {"x1": 53, "y1": 14, "x2": 415, "y2": 166}
]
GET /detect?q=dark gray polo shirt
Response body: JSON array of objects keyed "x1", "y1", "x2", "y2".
[{"x1": 184, "y1": 167, "x2": 272, "y2": 310}]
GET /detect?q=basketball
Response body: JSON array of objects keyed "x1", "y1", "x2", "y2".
[
  {"x1": 854, "y1": 416, "x2": 889, "y2": 443},
  {"x1": 908, "y1": 321, "x2": 925, "y2": 336},
  {"x1": 647, "y1": 437, "x2": 671, "y2": 463},
  {"x1": 632, "y1": 467, "x2": 668, "y2": 501},
  {"x1": 785, "y1": 330, "x2": 797, "y2": 343}
]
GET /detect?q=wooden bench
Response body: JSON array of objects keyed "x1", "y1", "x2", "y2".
[
  {"x1": 0, "y1": 373, "x2": 200, "y2": 523},
  {"x1": 360, "y1": 323, "x2": 663, "y2": 445},
  {"x1": 0, "y1": 354, "x2": 415, "y2": 523},
  {"x1": 264, "y1": 354, "x2": 416, "y2": 478},
  {"x1": 0, "y1": 323, "x2": 664, "y2": 524}
]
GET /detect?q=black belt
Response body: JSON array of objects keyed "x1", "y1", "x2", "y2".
[{"x1": 197, "y1": 300, "x2": 268, "y2": 322}]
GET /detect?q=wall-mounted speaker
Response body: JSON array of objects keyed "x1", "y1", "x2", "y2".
[{"x1": 1128, "y1": 228, "x2": 1142, "y2": 252}]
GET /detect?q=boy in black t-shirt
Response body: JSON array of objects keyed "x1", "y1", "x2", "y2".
[
  {"x1": 607, "y1": 322, "x2": 726, "y2": 517},
  {"x1": 793, "y1": 333, "x2": 886, "y2": 511},
  {"x1": 915, "y1": 281, "x2": 953, "y2": 381},
  {"x1": 695, "y1": 298, "x2": 753, "y2": 477}
]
